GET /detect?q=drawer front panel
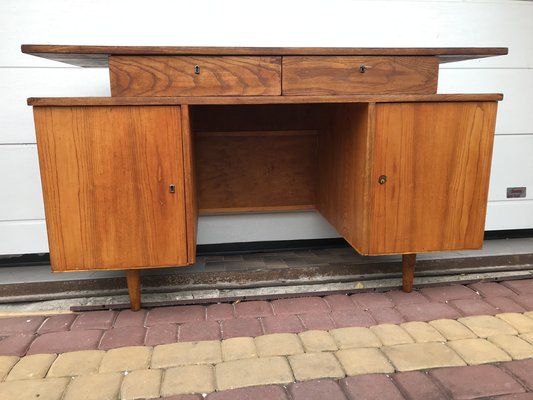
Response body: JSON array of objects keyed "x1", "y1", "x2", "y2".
[
  {"x1": 109, "y1": 56, "x2": 281, "y2": 96},
  {"x1": 282, "y1": 56, "x2": 438, "y2": 95}
]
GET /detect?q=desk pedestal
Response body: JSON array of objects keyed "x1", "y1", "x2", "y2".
[{"x1": 32, "y1": 99, "x2": 497, "y2": 308}]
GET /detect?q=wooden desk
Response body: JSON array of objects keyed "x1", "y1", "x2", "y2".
[{"x1": 23, "y1": 45, "x2": 507, "y2": 310}]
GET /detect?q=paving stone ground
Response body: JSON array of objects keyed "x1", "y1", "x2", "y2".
[{"x1": 2, "y1": 279, "x2": 533, "y2": 399}]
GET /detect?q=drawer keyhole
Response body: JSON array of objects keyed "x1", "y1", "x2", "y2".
[
  {"x1": 378, "y1": 175, "x2": 387, "y2": 185},
  {"x1": 194, "y1": 65, "x2": 201, "y2": 75},
  {"x1": 169, "y1": 184, "x2": 176, "y2": 193},
  {"x1": 359, "y1": 65, "x2": 367, "y2": 73}
]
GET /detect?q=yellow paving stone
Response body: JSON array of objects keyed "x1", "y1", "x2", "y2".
[
  {"x1": 524, "y1": 311, "x2": 533, "y2": 320},
  {"x1": 0, "y1": 310, "x2": 72, "y2": 318},
  {"x1": 335, "y1": 348, "x2": 395, "y2": 376},
  {"x1": 255, "y1": 333, "x2": 304, "y2": 357},
  {"x1": 458, "y1": 316, "x2": 518, "y2": 338},
  {"x1": 520, "y1": 332, "x2": 533, "y2": 345},
  {"x1": 496, "y1": 313, "x2": 533, "y2": 334},
  {"x1": 0, "y1": 377, "x2": 69, "y2": 400},
  {"x1": 370, "y1": 324, "x2": 414, "y2": 346},
  {"x1": 0, "y1": 356, "x2": 19, "y2": 381},
  {"x1": 215, "y1": 356, "x2": 294, "y2": 391},
  {"x1": 99, "y1": 346, "x2": 152, "y2": 372},
  {"x1": 121, "y1": 369, "x2": 162, "y2": 400},
  {"x1": 299, "y1": 330, "x2": 338, "y2": 352},
  {"x1": 63, "y1": 373, "x2": 123, "y2": 400},
  {"x1": 161, "y1": 365, "x2": 215, "y2": 396},
  {"x1": 47, "y1": 350, "x2": 105, "y2": 377},
  {"x1": 488, "y1": 335, "x2": 533, "y2": 360},
  {"x1": 400, "y1": 322, "x2": 446, "y2": 343},
  {"x1": 6, "y1": 353, "x2": 57, "y2": 380},
  {"x1": 429, "y1": 319, "x2": 477, "y2": 340},
  {"x1": 288, "y1": 352, "x2": 345, "y2": 381},
  {"x1": 381, "y1": 343, "x2": 466, "y2": 371},
  {"x1": 151, "y1": 341, "x2": 222, "y2": 368},
  {"x1": 221, "y1": 337, "x2": 257, "y2": 361},
  {"x1": 448, "y1": 338, "x2": 513, "y2": 365},
  {"x1": 329, "y1": 327, "x2": 381, "y2": 349}
]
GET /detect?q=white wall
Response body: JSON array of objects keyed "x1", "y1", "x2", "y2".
[{"x1": 1, "y1": 0, "x2": 532, "y2": 254}]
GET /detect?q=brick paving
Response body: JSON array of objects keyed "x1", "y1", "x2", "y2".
[
  {"x1": 2, "y1": 279, "x2": 533, "y2": 398},
  {"x1": 154, "y1": 361, "x2": 533, "y2": 399},
  {"x1": 0, "y1": 281, "x2": 532, "y2": 354}
]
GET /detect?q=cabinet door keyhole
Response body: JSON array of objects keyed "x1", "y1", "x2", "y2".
[
  {"x1": 169, "y1": 184, "x2": 176, "y2": 193},
  {"x1": 378, "y1": 175, "x2": 387, "y2": 185}
]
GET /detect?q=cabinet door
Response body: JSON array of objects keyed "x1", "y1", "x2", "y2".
[
  {"x1": 369, "y1": 102, "x2": 497, "y2": 255},
  {"x1": 34, "y1": 106, "x2": 189, "y2": 271}
]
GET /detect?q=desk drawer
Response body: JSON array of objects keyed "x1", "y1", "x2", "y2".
[
  {"x1": 109, "y1": 56, "x2": 282, "y2": 96},
  {"x1": 282, "y1": 56, "x2": 438, "y2": 95}
]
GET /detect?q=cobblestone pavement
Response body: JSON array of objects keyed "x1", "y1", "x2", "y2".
[{"x1": 2, "y1": 279, "x2": 533, "y2": 399}]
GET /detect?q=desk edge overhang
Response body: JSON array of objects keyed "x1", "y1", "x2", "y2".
[
  {"x1": 27, "y1": 94, "x2": 504, "y2": 107},
  {"x1": 21, "y1": 45, "x2": 509, "y2": 67}
]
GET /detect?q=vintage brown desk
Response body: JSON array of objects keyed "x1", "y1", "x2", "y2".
[{"x1": 22, "y1": 45, "x2": 507, "y2": 310}]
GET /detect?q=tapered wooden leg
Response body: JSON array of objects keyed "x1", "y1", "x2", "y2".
[
  {"x1": 402, "y1": 254, "x2": 417, "y2": 293},
  {"x1": 126, "y1": 270, "x2": 141, "y2": 311}
]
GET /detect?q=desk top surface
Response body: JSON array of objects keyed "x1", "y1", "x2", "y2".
[
  {"x1": 27, "y1": 93, "x2": 504, "y2": 106},
  {"x1": 21, "y1": 45, "x2": 508, "y2": 67}
]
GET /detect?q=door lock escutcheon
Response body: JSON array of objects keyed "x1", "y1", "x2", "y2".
[
  {"x1": 378, "y1": 175, "x2": 387, "y2": 185},
  {"x1": 169, "y1": 184, "x2": 176, "y2": 193}
]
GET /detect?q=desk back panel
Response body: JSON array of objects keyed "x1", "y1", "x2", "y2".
[
  {"x1": 196, "y1": 131, "x2": 318, "y2": 214},
  {"x1": 191, "y1": 104, "x2": 327, "y2": 214}
]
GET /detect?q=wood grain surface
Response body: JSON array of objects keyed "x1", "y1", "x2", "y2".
[
  {"x1": 126, "y1": 270, "x2": 141, "y2": 311},
  {"x1": 181, "y1": 105, "x2": 198, "y2": 263},
  {"x1": 191, "y1": 104, "x2": 325, "y2": 214},
  {"x1": 196, "y1": 130, "x2": 318, "y2": 213},
  {"x1": 21, "y1": 44, "x2": 508, "y2": 67},
  {"x1": 190, "y1": 104, "x2": 326, "y2": 132},
  {"x1": 34, "y1": 106, "x2": 190, "y2": 271},
  {"x1": 109, "y1": 56, "x2": 281, "y2": 96},
  {"x1": 369, "y1": 101, "x2": 498, "y2": 254},
  {"x1": 402, "y1": 254, "x2": 417, "y2": 292},
  {"x1": 27, "y1": 93, "x2": 504, "y2": 106},
  {"x1": 282, "y1": 56, "x2": 438, "y2": 95},
  {"x1": 316, "y1": 103, "x2": 374, "y2": 254}
]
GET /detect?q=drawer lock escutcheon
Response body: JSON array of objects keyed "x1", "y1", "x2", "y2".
[
  {"x1": 378, "y1": 175, "x2": 387, "y2": 185},
  {"x1": 359, "y1": 65, "x2": 367, "y2": 73},
  {"x1": 194, "y1": 65, "x2": 201, "y2": 75},
  {"x1": 169, "y1": 184, "x2": 176, "y2": 193}
]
